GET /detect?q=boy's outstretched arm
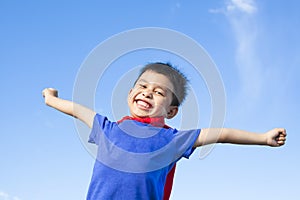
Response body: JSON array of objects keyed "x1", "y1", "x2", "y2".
[
  {"x1": 42, "y1": 88, "x2": 96, "y2": 128},
  {"x1": 194, "y1": 128, "x2": 287, "y2": 148}
]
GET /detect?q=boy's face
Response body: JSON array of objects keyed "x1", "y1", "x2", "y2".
[{"x1": 128, "y1": 70, "x2": 178, "y2": 119}]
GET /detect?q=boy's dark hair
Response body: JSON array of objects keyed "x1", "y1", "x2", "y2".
[{"x1": 136, "y1": 62, "x2": 189, "y2": 106}]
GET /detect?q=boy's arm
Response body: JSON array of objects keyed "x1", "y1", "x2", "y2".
[
  {"x1": 194, "y1": 128, "x2": 286, "y2": 148},
  {"x1": 42, "y1": 88, "x2": 96, "y2": 128}
]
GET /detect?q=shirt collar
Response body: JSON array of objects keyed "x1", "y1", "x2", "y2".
[{"x1": 117, "y1": 116, "x2": 170, "y2": 128}]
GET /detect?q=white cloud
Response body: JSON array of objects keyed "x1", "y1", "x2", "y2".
[
  {"x1": 210, "y1": 0, "x2": 263, "y2": 110},
  {"x1": 208, "y1": 7, "x2": 225, "y2": 14},
  {"x1": 170, "y1": 1, "x2": 181, "y2": 13},
  {"x1": 0, "y1": 191, "x2": 21, "y2": 200},
  {"x1": 232, "y1": 18, "x2": 263, "y2": 102},
  {"x1": 209, "y1": 0, "x2": 257, "y2": 14},
  {"x1": 227, "y1": 1, "x2": 262, "y2": 103},
  {"x1": 228, "y1": 0, "x2": 257, "y2": 14}
]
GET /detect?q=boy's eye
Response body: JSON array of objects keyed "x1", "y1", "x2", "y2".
[
  {"x1": 155, "y1": 91, "x2": 164, "y2": 96},
  {"x1": 139, "y1": 84, "x2": 146, "y2": 88}
]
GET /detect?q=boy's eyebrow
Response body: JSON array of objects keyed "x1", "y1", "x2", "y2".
[
  {"x1": 136, "y1": 79, "x2": 147, "y2": 83},
  {"x1": 136, "y1": 79, "x2": 169, "y2": 91}
]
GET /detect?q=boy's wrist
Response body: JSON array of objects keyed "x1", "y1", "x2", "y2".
[
  {"x1": 261, "y1": 133, "x2": 269, "y2": 146},
  {"x1": 45, "y1": 94, "x2": 56, "y2": 107}
]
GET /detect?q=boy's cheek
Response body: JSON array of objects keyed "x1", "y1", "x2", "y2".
[{"x1": 128, "y1": 89, "x2": 136, "y2": 100}]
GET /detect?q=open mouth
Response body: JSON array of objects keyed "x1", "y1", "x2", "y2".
[{"x1": 135, "y1": 99, "x2": 152, "y2": 110}]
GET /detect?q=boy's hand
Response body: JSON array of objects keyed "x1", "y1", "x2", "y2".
[
  {"x1": 42, "y1": 88, "x2": 58, "y2": 106},
  {"x1": 265, "y1": 128, "x2": 287, "y2": 147},
  {"x1": 42, "y1": 88, "x2": 58, "y2": 98}
]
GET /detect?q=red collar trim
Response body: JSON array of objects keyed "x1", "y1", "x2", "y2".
[{"x1": 117, "y1": 116, "x2": 170, "y2": 128}]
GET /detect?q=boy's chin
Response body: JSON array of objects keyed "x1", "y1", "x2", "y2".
[
  {"x1": 131, "y1": 112, "x2": 165, "y2": 119},
  {"x1": 132, "y1": 114, "x2": 151, "y2": 118}
]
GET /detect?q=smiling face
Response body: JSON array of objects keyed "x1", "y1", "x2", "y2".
[{"x1": 127, "y1": 70, "x2": 178, "y2": 119}]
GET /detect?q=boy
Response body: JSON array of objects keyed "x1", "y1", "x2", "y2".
[{"x1": 42, "y1": 62, "x2": 286, "y2": 200}]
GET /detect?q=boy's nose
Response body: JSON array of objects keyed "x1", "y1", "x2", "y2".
[{"x1": 142, "y1": 90, "x2": 153, "y2": 98}]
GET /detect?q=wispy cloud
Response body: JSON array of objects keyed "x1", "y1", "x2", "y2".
[
  {"x1": 210, "y1": 0, "x2": 263, "y2": 109},
  {"x1": 227, "y1": 0, "x2": 257, "y2": 14},
  {"x1": 170, "y1": 1, "x2": 181, "y2": 14},
  {"x1": 209, "y1": 0, "x2": 257, "y2": 14},
  {"x1": 0, "y1": 191, "x2": 21, "y2": 200}
]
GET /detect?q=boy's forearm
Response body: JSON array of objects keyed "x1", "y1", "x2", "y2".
[
  {"x1": 45, "y1": 95, "x2": 75, "y2": 116},
  {"x1": 220, "y1": 128, "x2": 266, "y2": 145},
  {"x1": 195, "y1": 127, "x2": 286, "y2": 147},
  {"x1": 45, "y1": 95, "x2": 96, "y2": 128},
  {"x1": 195, "y1": 128, "x2": 267, "y2": 147}
]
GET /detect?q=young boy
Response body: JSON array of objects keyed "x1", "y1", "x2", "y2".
[{"x1": 42, "y1": 62, "x2": 286, "y2": 200}]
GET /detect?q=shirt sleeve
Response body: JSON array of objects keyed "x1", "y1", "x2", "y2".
[
  {"x1": 88, "y1": 114, "x2": 113, "y2": 145},
  {"x1": 173, "y1": 129, "x2": 201, "y2": 159}
]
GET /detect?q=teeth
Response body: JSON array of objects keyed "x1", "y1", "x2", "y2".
[{"x1": 137, "y1": 100, "x2": 150, "y2": 108}]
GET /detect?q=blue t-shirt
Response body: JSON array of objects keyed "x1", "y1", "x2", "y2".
[{"x1": 87, "y1": 114, "x2": 200, "y2": 200}]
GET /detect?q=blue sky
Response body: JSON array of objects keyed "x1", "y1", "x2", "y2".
[{"x1": 0, "y1": 0, "x2": 299, "y2": 199}]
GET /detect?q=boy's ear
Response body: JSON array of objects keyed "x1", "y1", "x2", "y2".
[
  {"x1": 127, "y1": 89, "x2": 133, "y2": 102},
  {"x1": 166, "y1": 106, "x2": 178, "y2": 119}
]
